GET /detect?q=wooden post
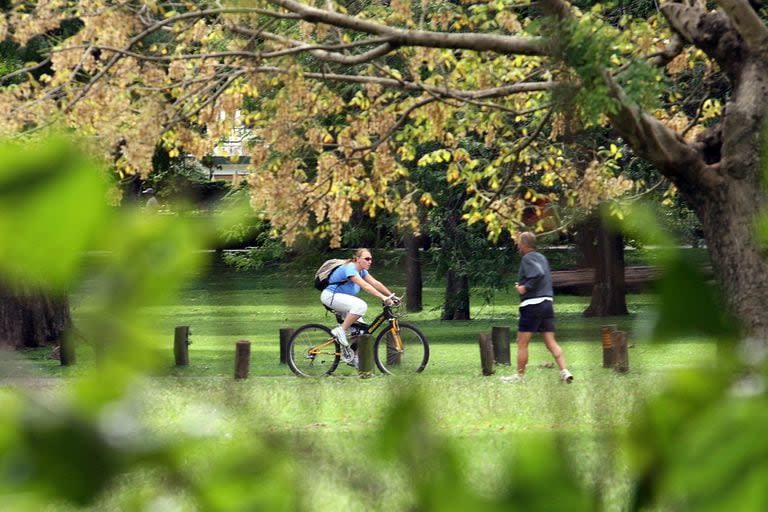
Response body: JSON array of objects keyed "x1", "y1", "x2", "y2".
[
  {"x1": 611, "y1": 330, "x2": 629, "y2": 373},
  {"x1": 174, "y1": 326, "x2": 190, "y2": 367},
  {"x1": 234, "y1": 340, "x2": 251, "y2": 379},
  {"x1": 357, "y1": 334, "x2": 374, "y2": 378},
  {"x1": 479, "y1": 332, "x2": 495, "y2": 376},
  {"x1": 59, "y1": 336, "x2": 76, "y2": 366},
  {"x1": 600, "y1": 325, "x2": 616, "y2": 368},
  {"x1": 279, "y1": 328, "x2": 293, "y2": 364},
  {"x1": 491, "y1": 326, "x2": 512, "y2": 365}
]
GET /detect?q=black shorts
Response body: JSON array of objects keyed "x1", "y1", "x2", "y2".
[{"x1": 518, "y1": 300, "x2": 555, "y2": 333}]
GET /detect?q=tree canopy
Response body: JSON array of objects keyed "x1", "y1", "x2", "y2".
[{"x1": 3, "y1": 0, "x2": 768, "y2": 339}]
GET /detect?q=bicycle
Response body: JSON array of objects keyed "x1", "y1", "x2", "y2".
[{"x1": 287, "y1": 302, "x2": 430, "y2": 377}]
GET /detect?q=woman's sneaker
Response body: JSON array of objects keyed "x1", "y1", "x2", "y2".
[
  {"x1": 340, "y1": 346, "x2": 356, "y2": 365},
  {"x1": 560, "y1": 369, "x2": 574, "y2": 383},
  {"x1": 345, "y1": 353, "x2": 359, "y2": 369},
  {"x1": 331, "y1": 325, "x2": 349, "y2": 347}
]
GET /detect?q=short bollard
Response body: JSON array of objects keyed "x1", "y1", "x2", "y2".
[
  {"x1": 479, "y1": 332, "x2": 495, "y2": 376},
  {"x1": 174, "y1": 326, "x2": 190, "y2": 367},
  {"x1": 600, "y1": 325, "x2": 616, "y2": 368},
  {"x1": 279, "y1": 328, "x2": 293, "y2": 364},
  {"x1": 357, "y1": 334, "x2": 374, "y2": 378},
  {"x1": 60, "y1": 336, "x2": 76, "y2": 366},
  {"x1": 611, "y1": 330, "x2": 629, "y2": 373},
  {"x1": 234, "y1": 340, "x2": 251, "y2": 379},
  {"x1": 491, "y1": 326, "x2": 511, "y2": 365}
]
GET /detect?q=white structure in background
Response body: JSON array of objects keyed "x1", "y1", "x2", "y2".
[{"x1": 210, "y1": 110, "x2": 253, "y2": 185}]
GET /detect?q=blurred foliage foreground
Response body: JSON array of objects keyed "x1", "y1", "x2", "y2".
[{"x1": 0, "y1": 138, "x2": 767, "y2": 511}]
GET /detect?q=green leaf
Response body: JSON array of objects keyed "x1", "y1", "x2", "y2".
[{"x1": 0, "y1": 137, "x2": 110, "y2": 290}]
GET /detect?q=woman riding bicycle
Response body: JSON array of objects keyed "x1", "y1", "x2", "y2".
[{"x1": 321, "y1": 248, "x2": 399, "y2": 363}]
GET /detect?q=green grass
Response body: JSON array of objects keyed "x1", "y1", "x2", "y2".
[
  {"x1": 15, "y1": 258, "x2": 715, "y2": 408},
  {"x1": 2, "y1": 259, "x2": 720, "y2": 511},
  {"x1": 11, "y1": 257, "x2": 711, "y2": 379}
]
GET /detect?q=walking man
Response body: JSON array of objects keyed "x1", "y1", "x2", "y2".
[{"x1": 515, "y1": 232, "x2": 574, "y2": 383}]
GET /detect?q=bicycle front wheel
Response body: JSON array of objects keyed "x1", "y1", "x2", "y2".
[
  {"x1": 287, "y1": 324, "x2": 340, "y2": 377},
  {"x1": 374, "y1": 322, "x2": 429, "y2": 375}
]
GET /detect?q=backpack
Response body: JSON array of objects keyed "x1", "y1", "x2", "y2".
[{"x1": 314, "y1": 258, "x2": 348, "y2": 291}]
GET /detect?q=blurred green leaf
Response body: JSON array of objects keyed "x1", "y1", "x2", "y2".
[
  {"x1": 0, "y1": 137, "x2": 110, "y2": 290},
  {"x1": 652, "y1": 257, "x2": 736, "y2": 341},
  {"x1": 627, "y1": 368, "x2": 768, "y2": 511}
]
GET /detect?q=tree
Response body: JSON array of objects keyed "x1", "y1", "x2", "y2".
[
  {"x1": 3, "y1": 0, "x2": 768, "y2": 340},
  {"x1": 402, "y1": 231, "x2": 424, "y2": 312},
  {"x1": 577, "y1": 212, "x2": 629, "y2": 317},
  {"x1": 0, "y1": 280, "x2": 70, "y2": 349}
]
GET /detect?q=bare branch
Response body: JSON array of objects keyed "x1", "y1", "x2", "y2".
[
  {"x1": 490, "y1": 108, "x2": 555, "y2": 204},
  {"x1": 251, "y1": 65, "x2": 557, "y2": 99},
  {"x1": 52, "y1": 44, "x2": 263, "y2": 63},
  {"x1": 165, "y1": 69, "x2": 248, "y2": 131},
  {"x1": 348, "y1": 96, "x2": 439, "y2": 155},
  {"x1": 61, "y1": 7, "x2": 296, "y2": 114},
  {"x1": 0, "y1": 57, "x2": 53, "y2": 84},
  {"x1": 265, "y1": 40, "x2": 397, "y2": 64}
]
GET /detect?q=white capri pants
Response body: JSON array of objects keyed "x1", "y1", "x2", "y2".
[{"x1": 320, "y1": 289, "x2": 368, "y2": 320}]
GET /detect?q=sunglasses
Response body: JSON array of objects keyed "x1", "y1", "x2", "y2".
[{"x1": 362, "y1": 257, "x2": 373, "y2": 261}]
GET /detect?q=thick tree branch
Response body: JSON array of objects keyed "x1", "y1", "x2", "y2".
[
  {"x1": 602, "y1": 71, "x2": 724, "y2": 190},
  {"x1": 268, "y1": 0, "x2": 548, "y2": 56},
  {"x1": 717, "y1": 0, "x2": 768, "y2": 52},
  {"x1": 228, "y1": 24, "x2": 400, "y2": 64},
  {"x1": 661, "y1": 0, "x2": 745, "y2": 78},
  {"x1": 647, "y1": 32, "x2": 686, "y2": 68}
]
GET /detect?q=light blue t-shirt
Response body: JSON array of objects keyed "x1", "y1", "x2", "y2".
[{"x1": 326, "y1": 262, "x2": 368, "y2": 295}]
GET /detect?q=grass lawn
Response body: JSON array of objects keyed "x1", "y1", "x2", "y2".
[{"x1": 2, "y1": 257, "x2": 718, "y2": 511}]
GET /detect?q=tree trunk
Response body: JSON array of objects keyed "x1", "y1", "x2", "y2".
[
  {"x1": 0, "y1": 281, "x2": 71, "y2": 349},
  {"x1": 685, "y1": 177, "x2": 768, "y2": 344},
  {"x1": 403, "y1": 234, "x2": 423, "y2": 312},
  {"x1": 442, "y1": 269, "x2": 470, "y2": 320},
  {"x1": 580, "y1": 214, "x2": 629, "y2": 317}
]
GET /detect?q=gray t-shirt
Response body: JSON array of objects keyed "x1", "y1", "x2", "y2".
[{"x1": 517, "y1": 251, "x2": 553, "y2": 302}]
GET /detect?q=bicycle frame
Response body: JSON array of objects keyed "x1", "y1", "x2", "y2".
[
  {"x1": 355, "y1": 306, "x2": 404, "y2": 352},
  {"x1": 333, "y1": 305, "x2": 404, "y2": 352}
]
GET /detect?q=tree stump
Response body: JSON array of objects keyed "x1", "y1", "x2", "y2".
[
  {"x1": 279, "y1": 328, "x2": 293, "y2": 364},
  {"x1": 611, "y1": 330, "x2": 629, "y2": 373},
  {"x1": 479, "y1": 332, "x2": 495, "y2": 376},
  {"x1": 357, "y1": 334, "x2": 374, "y2": 378},
  {"x1": 491, "y1": 326, "x2": 511, "y2": 365},
  {"x1": 600, "y1": 325, "x2": 616, "y2": 368},
  {"x1": 174, "y1": 326, "x2": 190, "y2": 366},
  {"x1": 234, "y1": 340, "x2": 251, "y2": 379},
  {"x1": 59, "y1": 336, "x2": 75, "y2": 366}
]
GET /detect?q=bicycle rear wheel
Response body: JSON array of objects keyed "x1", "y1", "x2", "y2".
[
  {"x1": 287, "y1": 324, "x2": 340, "y2": 377},
  {"x1": 374, "y1": 322, "x2": 429, "y2": 375}
]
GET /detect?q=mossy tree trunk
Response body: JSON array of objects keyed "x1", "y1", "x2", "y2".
[{"x1": 0, "y1": 281, "x2": 71, "y2": 349}]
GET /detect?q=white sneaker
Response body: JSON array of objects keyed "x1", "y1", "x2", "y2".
[
  {"x1": 331, "y1": 326, "x2": 349, "y2": 347},
  {"x1": 560, "y1": 369, "x2": 574, "y2": 383},
  {"x1": 500, "y1": 374, "x2": 523, "y2": 383},
  {"x1": 340, "y1": 346, "x2": 356, "y2": 365}
]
